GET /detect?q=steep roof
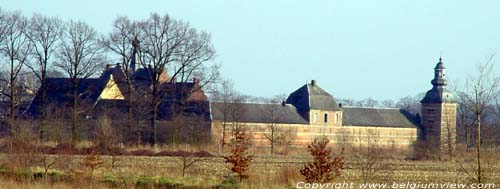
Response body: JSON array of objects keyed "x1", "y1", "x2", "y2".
[
  {"x1": 26, "y1": 64, "x2": 208, "y2": 119},
  {"x1": 342, "y1": 107, "x2": 419, "y2": 128},
  {"x1": 210, "y1": 102, "x2": 308, "y2": 124},
  {"x1": 26, "y1": 78, "x2": 105, "y2": 117},
  {"x1": 421, "y1": 86, "x2": 455, "y2": 103},
  {"x1": 286, "y1": 81, "x2": 341, "y2": 111}
]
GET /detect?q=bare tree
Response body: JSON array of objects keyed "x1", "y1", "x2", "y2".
[
  {"x1": 396, "y1": 94, "x2": 422, "y2": 115},
  {"x1": 136, "y1": 13, "x2": 215, "y2": 147},
  {"x1": 211, "y1": 79, "x2": 239, "y2": 151},
  {"x1": 25, "y1": 14, "x2": 63, "y2": 140},
  {"x1": 442, "y1": 106, "x2": 457, "y2": 160},
  {"x1": 359, "y1": 98, "x2": 379, "y2": 107},
  {"x1": 101, "y1": 16, "x2": 137, "y2": 142},
  {"x1": 337, "y1": 98, "x2": 356, "y2": 107},
  {"x1": 0, "y1": 11, "x2": 31, "y2": 148},
  {"x1": 0, "y1": 9, "x2": 10, "y2": 42},
  {"x1": 353, "y1": 129, "x2": 393, "y2": 182},
  {"x1": 458, "y1": 55, "x2": 500, "y2": 182},
  {"x1": 381, "y1": 99, "x2": 395, "y2": 108},
  {"x1": 262, "y1": 97, "x2": 285, "y2": 155},
  {"x1": 455, "y1": 91, "x2": 476, "y2": 149},
  {"x1": 263, "y1": 111, "x2": 279, "y2": 155},
  {"x1": 55, "y1": 20, "x2": 105, "y2": 146}
]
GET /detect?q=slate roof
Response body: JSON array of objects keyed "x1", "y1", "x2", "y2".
[
  {"x1": 26, "y1": 65, "x2": 209, "y2": 120},
  {"x1": 421, "y1": 59, "x2": 455, "y2": 104},
  {"x1": 26, "y1": 78, "x2": 105, "y2": 117},
  {"x1": 210, "y1": 102, "x2": 308, "y2": 124},
  {"x1": 342, "y1": 107, "x2": 419, "y2": 128},
  {"x1": 421, "y1": 86, "x2": 455, "y2": 103},
  {"x1": 286, "y1": 82, "x2": 341, "y2": 111}
]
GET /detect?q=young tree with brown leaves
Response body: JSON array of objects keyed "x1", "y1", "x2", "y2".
[
  {"x1": 224, "y1": 130, "x2": 253, "y2": 182},
  {"x1": 300, "y1": 137, "x2": 344, "y2": 183}
]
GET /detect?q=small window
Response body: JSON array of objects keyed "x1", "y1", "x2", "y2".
[
  {"x1": 336, "y1": 114, "x2": 339, "y2": 123},
  {"x1": 324, "y1": 113, "x2": 328, "y2": 123},
  {"x1": 313, "y1": 113, "x2": 318, "y2": 123}
]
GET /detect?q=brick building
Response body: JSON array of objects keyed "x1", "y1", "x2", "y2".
[{"x1": 211, "y1": 58, "x2": 457, "y2": 152}]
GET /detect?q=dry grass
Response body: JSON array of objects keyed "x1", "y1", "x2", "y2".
[{"x1": 0, "y1": 146, "x2": 498, "y2": 188}]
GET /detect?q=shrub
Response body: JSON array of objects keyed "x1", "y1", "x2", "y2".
[
  {"x1": 300, "y1": 137, "x2": 344, "y2": 183},
  {"x1": 224, "y1": 130, "x2": 253, "y2": 182}
]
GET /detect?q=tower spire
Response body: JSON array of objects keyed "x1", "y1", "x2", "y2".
[
  {"x1": 130, "y1": 36, "x2": 140, "y2": 73},
  {"x1": 431, "y1": 57, "x2": 447, "y2": 86}
]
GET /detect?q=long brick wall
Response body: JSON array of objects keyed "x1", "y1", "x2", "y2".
[{"x1": 211, "y1": 121, "x2": 418, "y2": 149}]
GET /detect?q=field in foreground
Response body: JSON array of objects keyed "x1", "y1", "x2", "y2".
[{"x1": 0, "y1": 151, "x2": 499, "y2": 189}]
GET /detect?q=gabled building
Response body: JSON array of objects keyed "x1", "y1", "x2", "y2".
[
  {"x1": 22, "y1": 56, "x2": 457, "y2": 150},
  {"x1": 211, "y1": 58, "x2": 456, "y2": 151}
]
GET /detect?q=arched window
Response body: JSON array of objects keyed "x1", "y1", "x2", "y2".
[{"x1": 324, "y1": 113, "x2": 328, "y2": 123}]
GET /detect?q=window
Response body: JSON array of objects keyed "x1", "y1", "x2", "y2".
[
  {"x1": 336, "y1": 114, "x2": 339, "y2": 123},
  {"x1": 313, "y1": 113, "x2": 318, "y2": 123},
  {"x1": 324, "y1": 113, "x2": 328, "y2": 123}
]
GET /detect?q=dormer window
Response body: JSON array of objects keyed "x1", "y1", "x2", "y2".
[{"x1": 324, "y1": 113, "x2": 328, "y2": 123}]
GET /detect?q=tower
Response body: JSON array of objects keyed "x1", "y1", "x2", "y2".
[
  {"x1": 420, "y1": 58, "x2": 457, "y2": 155},
  {"x1": 129, "y1": 36, "x2": 140, "y2": 74},
  {"x1": 286, "y1": 80, "x2": 343, "y2": 126}
]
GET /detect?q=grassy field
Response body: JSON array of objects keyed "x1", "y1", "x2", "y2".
[{"x1": 0, "y1": 150, "x2": 498, "y2": 189}]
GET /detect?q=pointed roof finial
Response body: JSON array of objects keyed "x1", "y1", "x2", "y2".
[
  {"x1": 132, "y1": 36, "x2": 140, "y2": 48},
  {"x1": 439, "y1": 51, "x2": 443, "y2": 62}
]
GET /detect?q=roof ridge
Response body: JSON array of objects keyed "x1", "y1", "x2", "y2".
[
  {"x1": 211, "y1": 101, "x2": 294, "y2": 106},
  {"x1": 342, "y1": 106, "x2": 403, "y2": 110}
]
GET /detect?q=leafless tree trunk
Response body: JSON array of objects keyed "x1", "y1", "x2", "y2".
[
  {"x1": 55, "y1": 20, "x2": 105, "y2": 146},
  {"x1": 353, "y1": 129, "x2": 393, "y2": 182},
  {"x1": 455, "y1": 91, "x2": 475, "y2": 149},
  {"x1": 396, "y1": 95, "x2": 422, "y2": 115},
  {"x1": 136, "y1": 13, "x2": 215, "y2": 148},
  {"x1": 262, "y1": 97, "x2": 285, "y2": 155},
  {"x1": 211, "y1": 79, "x2": 238, "y2": 151},
  {"x1": 458, "y1": 54, "x2": 500, "y2": 183},
  {"x1": 25, "y1": 14, "x2": 62, "y2": 140},
  {"x1": 0, "y1": 9, "x2": 10, "y2": 41},
  {"x1": 101, "y1": 16, "x2": 138, "y2": 143},
  {"x1": 443, "y1": 106, "x2": 456, "y2": 160},
  {"x1": 0, "y1": 11, "x2": 31, "y2": 150}
]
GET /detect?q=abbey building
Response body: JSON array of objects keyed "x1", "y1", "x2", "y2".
[
  {"x1": 210, "y1": 58, "x2": 457, "y2": 151},
  {"x1": 24, "y1": 54, "x2": 456, "y2": 152}
]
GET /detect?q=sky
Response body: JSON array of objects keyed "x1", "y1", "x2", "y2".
[{"x1": 2, "y1": 0, "x2": 500, "y2": 101}]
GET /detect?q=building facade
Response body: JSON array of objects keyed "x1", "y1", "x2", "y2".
[{"x1": 211, "y1": 58, "x2": 457, "y2": 151}]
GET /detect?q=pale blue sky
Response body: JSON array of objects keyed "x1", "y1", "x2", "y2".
[{"x1": 3, "y1": 0, "x2": 500, "y2": 100}]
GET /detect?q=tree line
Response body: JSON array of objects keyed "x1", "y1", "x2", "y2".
[{"x1": 0, "y1": 9, "x2": 219, "y2": 148}]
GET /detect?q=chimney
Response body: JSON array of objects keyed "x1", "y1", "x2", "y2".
[
  {"x1": 115, "y1": 63, "x2": 121, "y2": 68},
  {"x1": 281, "y1": 100, "x2": 286, "y2": 106},
  {"x1": 105, "y1": 64, "x2": 111, "y2": 70},
  {"x1": 311, "y1": 80, "x2": 316, "y2": 86},
  {"x1": 193, "y1": 78, "x2": 200, "y2": 85},
  {"x1": 339, "y1": 103, "x2": 342, "y2": 108}
]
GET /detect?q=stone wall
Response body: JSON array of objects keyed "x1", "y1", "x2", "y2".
[{"x1": 211, "y1": 121, "x2": 417, "y2": 148}]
